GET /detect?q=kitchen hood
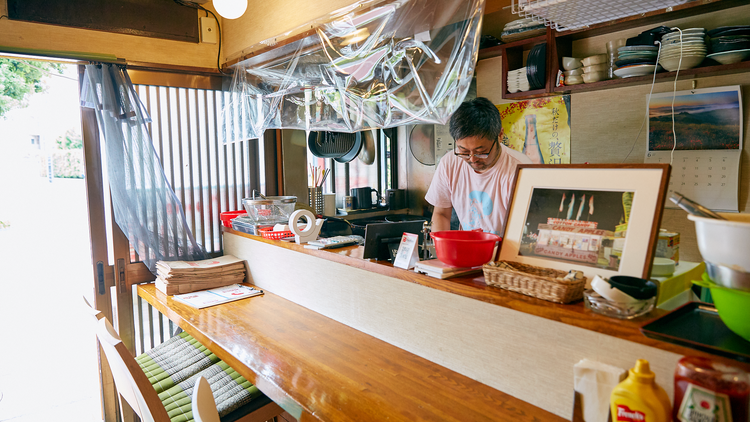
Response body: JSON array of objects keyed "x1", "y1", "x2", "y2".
[{"x1": 221, "y1": 0, "x2": 485, "y2": 143}]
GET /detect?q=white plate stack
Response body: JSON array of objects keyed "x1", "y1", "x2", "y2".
[
  {"x1": 507, "y1": 67, "x2": 531, "y2": 93},
  {"x1": 659, "y1": 28, "x2": 707, "y2": 71}
]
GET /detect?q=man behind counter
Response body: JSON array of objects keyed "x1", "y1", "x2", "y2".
[{"x1": 425, "y1": 97, "x2": 532, "y2": 235}]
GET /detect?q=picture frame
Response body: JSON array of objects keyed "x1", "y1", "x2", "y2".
[{"x1": 499, "y1": 164, "x2": 671, "y2": 283}]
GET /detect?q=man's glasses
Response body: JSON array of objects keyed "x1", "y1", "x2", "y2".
[{"x1": 454, "y1": 141, "x2": 497, "y2": 159}]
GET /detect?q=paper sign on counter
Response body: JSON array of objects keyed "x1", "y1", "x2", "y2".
[{"x1": 393, "y1": 233, "x2": 419, "y2": 270}]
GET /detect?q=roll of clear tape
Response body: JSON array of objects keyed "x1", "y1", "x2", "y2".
[
  {"x1": 289, "y1": 209, "x2": 315, "y2": 236},
  {"x1": 289, "y1": 209, "x2": 324, "y2": 244}
]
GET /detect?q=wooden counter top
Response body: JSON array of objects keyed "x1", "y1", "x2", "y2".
[
  {"x1": 224, "y1": 227, "x2": 750, "y2": 371},
  {"x1": 137, "y1": 283, "x2": 566, "y2": 422}
]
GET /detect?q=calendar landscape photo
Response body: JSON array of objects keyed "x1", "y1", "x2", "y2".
[
  {"x1": 518, "y1": 188, "x2": 634, "y2": 272},
  {"x1": 648, "y1": 87, "x2": 742, "y2": 151}
]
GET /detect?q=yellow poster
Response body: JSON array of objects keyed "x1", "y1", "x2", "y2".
[{"x1": 496, "y1": 96, "x2": 571, "y2": 164}]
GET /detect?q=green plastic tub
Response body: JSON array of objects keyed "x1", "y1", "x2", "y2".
[{"x1": 693, "y1": 274, "x2": 750, "y2": 342}]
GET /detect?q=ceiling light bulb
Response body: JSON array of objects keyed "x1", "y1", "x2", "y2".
[{"x1": 213, "y1": 0, "x2": 247, "y2": 20}]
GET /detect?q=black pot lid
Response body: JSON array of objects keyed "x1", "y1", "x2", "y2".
[
  {"x1": 309, "y1": 131, "x2": 358, "y2": 159},
  {"x1": 333, "y1": 132, "x2": 363, "y2": 163}
]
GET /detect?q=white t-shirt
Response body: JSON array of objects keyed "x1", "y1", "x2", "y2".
[{"x1": 425, "y1": 145, "x2": 531, "y2": 236}]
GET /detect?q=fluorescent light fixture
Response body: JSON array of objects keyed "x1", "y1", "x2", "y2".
[{"x1": 213, "y1": 0, "x2": 247, "y2": 19}]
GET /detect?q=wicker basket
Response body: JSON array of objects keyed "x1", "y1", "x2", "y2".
[{"x1": 483, "y1": 260, "x2": 586, "y2": 303}]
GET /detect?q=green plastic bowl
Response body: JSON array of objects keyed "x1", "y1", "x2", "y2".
[{"x1": 693, "y1": 274, "x2": 750, "y2": 341}]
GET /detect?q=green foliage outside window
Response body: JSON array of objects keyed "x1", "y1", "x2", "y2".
[
  {"x1": 0, "y1": 58, "x2": 64, "y2": 118},
  {"x1": 56, "y1": 129, "x2": 83, "y2": 150}
]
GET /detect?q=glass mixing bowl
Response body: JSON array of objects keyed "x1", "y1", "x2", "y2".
[{"x1": 242, "y1": 196, "x2": 296, "y2": 224}]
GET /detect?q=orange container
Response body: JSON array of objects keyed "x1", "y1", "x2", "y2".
[
  {"x1": 258, "y1": 227, "x2": 295, "y2": 240},
  {"x1": 220, "y1": 210, "x2": 247, "y2": 228},
  {"x1": 431, "y1": 230, "x2": 501, "y2": 268}
]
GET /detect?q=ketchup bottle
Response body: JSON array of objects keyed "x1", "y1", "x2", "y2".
[{"x1": 673, "y1": 356, "x2": 750, "y2": 422}]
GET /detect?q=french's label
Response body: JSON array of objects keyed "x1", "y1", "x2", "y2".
[
  {"x1": 678, "y1": 383, "x2": 732, "y2": 422},
  {"x1": 616, "y1": 404, "x2": 646, "y2": 421}
]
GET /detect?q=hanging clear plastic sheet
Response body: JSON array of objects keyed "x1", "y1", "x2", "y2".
[
  {"x1": 222, "y1": 0, "x2": 485, "y2": 142},
  {"x1": 81, "y1": 64, "x2": 207, "y2": 273}
]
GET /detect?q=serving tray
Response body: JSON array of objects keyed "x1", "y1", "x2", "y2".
[{"x1": 640, "y1": 301, "x2": 750, "y2": 362}]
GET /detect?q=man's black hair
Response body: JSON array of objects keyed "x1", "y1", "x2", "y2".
[{"x1": 449, "y1": 97, "x2": 501, "y2": 143}]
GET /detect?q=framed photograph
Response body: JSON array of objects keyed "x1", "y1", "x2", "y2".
[{"x1": 499, "y1": 164, "x2": 671, "y2": 283}]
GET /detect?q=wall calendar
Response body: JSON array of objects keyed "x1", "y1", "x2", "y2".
[{"x1": 643, "y1": 86, "x2": 742, "y2": 212}]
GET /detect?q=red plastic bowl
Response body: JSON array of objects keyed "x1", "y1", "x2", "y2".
[{"x1": 431, "y1": 230, "x2": 502, "y2": 268}]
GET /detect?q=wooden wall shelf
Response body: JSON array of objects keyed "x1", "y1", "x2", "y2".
[
  {"x1": 499, "y1": 32, "x2": 553, "y2": 101},
  {"x1": 477, "y1": 44, "x2": 503, "y2": 61},
  {"x1": 479, "y1": 0, "x2": 750, "y2": 101},
  {"x1": 556, "y1": 60, "x2": 750, "y2": 94},
  {"x1": 505, "y1": 88, "x2": 548, "y2": 99},
  {"x1": 500, "y1": 34, "x2": 548, "y2": 50}
]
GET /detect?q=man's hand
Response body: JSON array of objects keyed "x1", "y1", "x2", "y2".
[{"x1": 431, "y1": 207, "x2": 452, "y2": 232}]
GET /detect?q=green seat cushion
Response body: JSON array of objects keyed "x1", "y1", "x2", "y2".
[
  {"x1": 136, "y1": 331, "x2": 220, "y2": 394},
  {"x1": 158, "y1": 361, "x2": 267, "y2": 422}
]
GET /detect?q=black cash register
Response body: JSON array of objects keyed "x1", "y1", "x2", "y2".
[{"x1": 362, "y1": 221, "x2": 425, "y2": 261}]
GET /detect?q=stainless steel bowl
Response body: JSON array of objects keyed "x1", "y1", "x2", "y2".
[{"x1": 705, "y1": 261, "x2": 750, "y2": 292}]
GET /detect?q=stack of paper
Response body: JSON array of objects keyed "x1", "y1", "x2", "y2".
[
  {"x1": 413, "y1": 259, "x2": 482, "y2": 279},
  {"x1": 155, "y1": 255, "x2": 246, "y2": 295}
]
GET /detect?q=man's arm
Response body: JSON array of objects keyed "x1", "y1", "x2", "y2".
[{"x1": 431, "y1": 206, "x2": 453, "y2": 232}]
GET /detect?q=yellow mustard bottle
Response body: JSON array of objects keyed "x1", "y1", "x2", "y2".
[{"x1": 610, "y1": 359, "x2": 672, "y2": 422}]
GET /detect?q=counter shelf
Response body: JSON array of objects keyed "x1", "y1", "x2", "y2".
[
  {"x1": 222, "y1": 227, "x2": 750, "y2": 371},
  {"x1": 137, "y1": 279, "x2": 565, "y2": 422}
]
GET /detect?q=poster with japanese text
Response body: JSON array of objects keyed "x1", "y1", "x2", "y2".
[{"x1": 496, "y1": 96, "x2": 571, "y2": 164}]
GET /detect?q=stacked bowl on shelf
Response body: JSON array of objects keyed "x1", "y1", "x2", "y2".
[
  {"x1": 706, "y1": 25, "x2": 750, "y2": 65},
  {"x1": 658, "y1": 28, "x2": 707, "y2": 71},
  {"x1": 507, "y1": 67, "x2": 531, "y2": 93},
  {"x1": 561, "y1": 57, "x2": 583, "y2": 85},
  {"x1": 613, "y1": 45, "x2": 661, "y2": 78},
  {"x1": 580, "y1": 54, "x2": 608, "y2": 83}
]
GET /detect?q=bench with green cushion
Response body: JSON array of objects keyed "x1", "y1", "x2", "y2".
[
  {"x1": 96, "y1": 317, "x2": 281, "y2": 422},
  {"x1": 85, "y1": 297, "x2": 220, "y2": 395},
  {"x1": 135, "y1": 331, "x2": 220, "y2": 394},
  {"x1": 158, "y1": 361, "x2": 273, "y2": 422}
]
